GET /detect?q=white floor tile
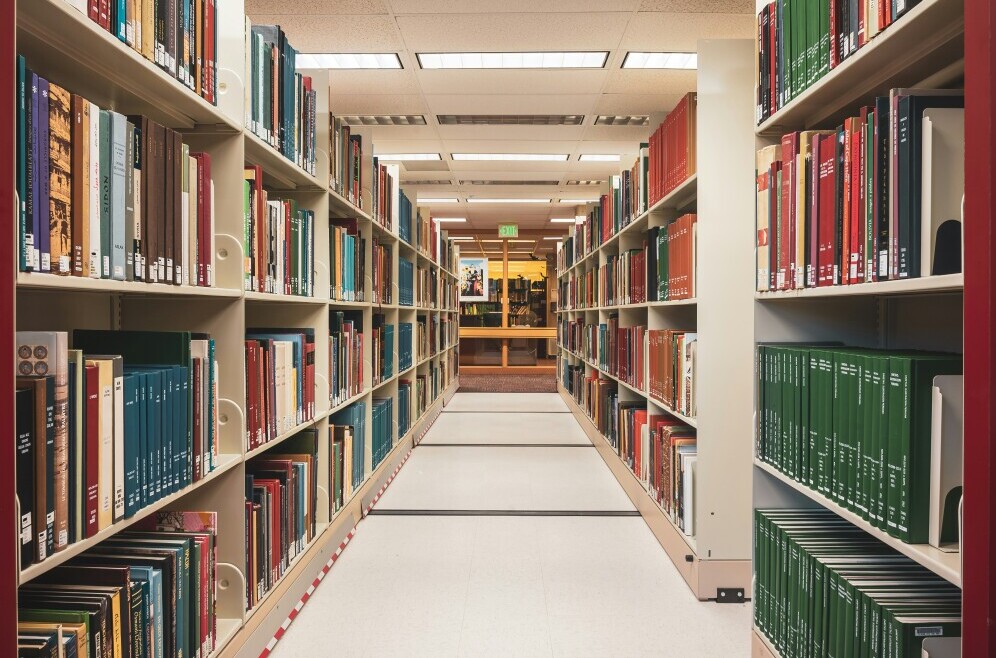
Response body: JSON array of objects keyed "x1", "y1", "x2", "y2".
[
  {"x1": 268, "y1": 516, "x2": 751, "y2": 658},
  {"x1": 373, "y1": 446, "x2": 635, "y2": 511},
  {"x1": 444, "y1": 392, "x2": 569, "y2": 412},
  {"x1": 421, "y1": 412, "x2": 590, "y2": 445}
]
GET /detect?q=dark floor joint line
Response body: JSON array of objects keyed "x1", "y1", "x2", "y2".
[
  {"x1": 442, "y1": 410, "x2": 572, "y2": 414},
  {"x1": 368, "y1": 509, "x2": 641, "y2": 517},
  {"x1": 418, "y1": 443, "x2": 593, "y2": 448}
]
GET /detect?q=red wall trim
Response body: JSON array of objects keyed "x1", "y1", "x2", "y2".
[{"x1": 963, "y1": 0, "x2": 995, "y2": 653}]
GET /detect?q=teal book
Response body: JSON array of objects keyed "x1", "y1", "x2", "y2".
[{"x1": 122, "y1": 372, "x2": 142, "y2": 518}]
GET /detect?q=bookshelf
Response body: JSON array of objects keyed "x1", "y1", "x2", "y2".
[
  {"x1": 751, "y1": 0, "x2": 968, "y2": 652},
  {"x1": 555, "y1": 39, "x2": 756, "y2": 600},
  {"x1": 8, "y1": 3, "x2": 460, "y2": 657}
]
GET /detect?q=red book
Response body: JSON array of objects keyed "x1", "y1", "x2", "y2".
[
  {"x1": 850, "y1": 115, "x2": 865, "y2": 284},
  {"x1": 817, "y1": 134, "x2": 838, "y2": 286},
  {"x1": 88, "y1": 0, "x2": 99, "y2": 23},
  {"x1": 808, "y1": 136, "x2": 822, "y2": 287},
  {"x1": 194, "y1": 153, "x2": 213, "y2": 287},
  {"x1": 84, "y1": 365, "x2": 100, "y2": 539},
  {"x1": 769, "y1": 5, "x2": 777, "y2": 111},
  {"x1": 97, "y1": 0, "x2": 110, "y2": 30},
  {"x1": 780, "y1": 134, "x2": 799, "y2": 289},
  {"x1": 840, "y1": 121, "x2": 852, "y2": 284}
]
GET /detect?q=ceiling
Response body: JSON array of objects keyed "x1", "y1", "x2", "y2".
[{"x1": 247, "y1": 0, "x2": 754, "y2": 246}]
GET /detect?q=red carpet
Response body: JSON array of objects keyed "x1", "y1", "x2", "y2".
[{"x1": 458, "y1": 373, "x2": 558, "y2": 393}]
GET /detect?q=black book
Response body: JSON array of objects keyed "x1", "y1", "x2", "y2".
[
  {"x1": 16, "y1": 385, "x2": 36, "y2": 569},
  {"x1": 834, "y1": 127, "x2": 845, "y2": 285},
  {"x1": 874, "y1": 96, "x2": 891, "y2": 280}
]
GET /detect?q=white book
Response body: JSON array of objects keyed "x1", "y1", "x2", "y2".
[
  {"x1": 88, "y1": 102, "x2": 101, "y2": 278},
  {"x1": 929, "y1": 375, "x2": 963, "y2": 551},
  {"x1": 920, "y1": 108, "x2": 965, "y2": 277},
  {"x1": 87, "y1": 358, "x2": 114, "y2": 530},
  {"x1": 681, "y1": 454, "x2": 697, "y2": 536}
]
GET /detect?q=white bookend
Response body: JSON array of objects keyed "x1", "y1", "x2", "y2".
[
  {"x1": 929, "y1": 374, "x2": 963, "y2": 551},
  {"x1": 920, "y1": 108, "x2": 965, "y2": 277}
]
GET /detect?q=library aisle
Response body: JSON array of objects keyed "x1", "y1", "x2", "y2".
[{"x1": 267, "y1": 393, "x2": 751, "y2": 658}]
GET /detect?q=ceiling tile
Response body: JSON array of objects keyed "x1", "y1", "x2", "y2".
[
  {"x1": 620, "y1": 12, "x2": 754, "y2": 51},
  {"x1": 246, "y1": 0, "x2": 390, "y2": 15},
  {"x1": 415, "y1": 70, "x2": 609, "y2": 96},
  {"x1": 328, "y1": 70, "x2": 421, "y2": 95},
  {"x1": 602, "y1": 69, "x2": 697, "y2": 95},
  {"x1": 423, "y1": 94, "x2": 600, "y2": 115},
  {"x1": 594, "y1": 92, "x2": 687, "y2": 115},
  {"x1": 248, "y1": 13, "x2": 403, "y2": 51},
  {"x1": 395, "y1": 12, "x2": 632, "y2": 51},
  {"x1": 638, "y1": 0, "x2": 754, "y2": 13},
  {"x1": 390, "y1": 0, "x2": 641, "y2": 13},
  {"x1": 329, "y1": 94, "x2": 428, "y2": 114}
]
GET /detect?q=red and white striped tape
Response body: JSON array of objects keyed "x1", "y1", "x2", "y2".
[{"x1": 257, "y1": 408, "x2": 443, "y2": 657}]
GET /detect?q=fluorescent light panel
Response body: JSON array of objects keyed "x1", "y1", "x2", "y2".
[
  {"x1": 418, "y1": 51, "x2": 608, "y2": 69},
  {"x1": 559, "y1": 199, "x2": 597, "y2": 203},
  {"x1": 467, "y1": 198, "x2": 551, "y2": 204},
  {"x1": 418, "y1": 198, "x2": 458, "y2": 203},
  {"x1": 449, "y1": 236, "x2": 474, "y2": 240},
  {"x1": 579, "y1": 154, "x2": 621, "y2": 162},
  {"x1": 299, "y1": 53, "x2": 402, "y2": 69},
  {"x1": 594, "y1": 115, "x2": 650, "y2": 126},
  {"x1": 438, "y1": 114, "x2": 583, "y2": 126},
  {"x1": 451, "y1": 153, "x2": 568, "y2": 162},
  {"x1": 567, "y1": 179, "x2": 605, "y2": 185},
  {"x1": 375, "y1": 153, "x2": 440, "y2": 161},
  {"x1": 621, "y1": 52, "x2": 697, "y2": 69},
  {"x1": 550, "y1": 218, "x2": 578, "y2": 223},
  {"x1": 342, "y1": 115, "x2": 426, "y2": 126},
  {"x1": 543, "y1": 236, "x2": 565, "y2": 240},
  {"x1": 432, "y1": 217, "x2": 466, "y2": 222}
]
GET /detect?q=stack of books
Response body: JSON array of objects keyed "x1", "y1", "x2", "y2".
[
  {"x1": 244, "y1": 329, "x2": 316, "y2": 449},
  {"x1": 330, "y1": 219, "x2": 364, "y2": 302},
  {"x1": 329, "y1": 311, "x2": 364, "y2": 406}
]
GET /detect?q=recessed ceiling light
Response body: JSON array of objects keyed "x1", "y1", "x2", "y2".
[
  {"x1": 433, "y1": 217, "x2": 466, "y2": 223},
  {"x1": 481, "y1": 240, "x2": 504, "y2": 243},
  {"x1": 451, "y1": 153, "x2": 568, "y2": 162},
  {"x1": 567, "y1": 179, "x2": 605, "y2": 185},
  {"x1": 439, "y1": 115, "x2": 584, "y2": 126},
  {"x1": 342, "y1": 115, "x2": 427, "y2": 126},
  {"x1": 594, "y1": 115, "x2": 650, "y2": 126},
  {"x1": 299, "y1": 53, "x2": 403, "y2": 69},
  {"x1": 376, "y1": 153, "x2": 441, "y2": 161},
  {"x1": 550, "y1": 218, "x2": 577, "y2": 223},
  {"x1": 621, "y1": 52, "x2": 697, "y2": 70},
  {"x1": 579, "y1": 154, "x2": 621, "y2": 162},
  {"x1": 543, "y1": 236, "x2": 565, "y2": 240},
  {"x1": 418, "y1": 198, "x2": 459, "y2": 203},
  {"x1": 559, "y1": 199, "x2": 598, "y2": 203},
  {"x1": 417, "y1": 52, "x2": 608, "y2": 69},
  {"x1": 449, "y1": 236, "x2": 474, "y2": 240},
  {"x1": 467, "y1": 198, "x2": 551, "y2": 204}
]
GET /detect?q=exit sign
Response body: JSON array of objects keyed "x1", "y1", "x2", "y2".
[{"x1": 498, "y1": 224, "x2": 518, "y2": 238}]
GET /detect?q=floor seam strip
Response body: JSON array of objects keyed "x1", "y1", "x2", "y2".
[
  {"x1": 367, "y1": 510, "x2": 642, "y2": 517},
  {"x1": 417, "y1": 443, "x2": 593, "y2": 447}
]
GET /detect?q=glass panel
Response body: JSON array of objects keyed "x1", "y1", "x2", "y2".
[{"x1": 459, "y1": 338, "x2": 503, "y2": 366}]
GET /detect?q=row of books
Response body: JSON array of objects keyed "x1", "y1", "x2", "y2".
[
  {"x1": 755, "y1": 91, "x2": 964, "y2": 291},
  {"x1": 245, "y1": 23, "x2": 318, "y2": 175},
  {"x1": 330, "y1": 421, "x2": 356, "y2": 514},
  {"x1": 755, "y1": 0, "x2": 925, "y2": 123},
  {"x1": 17, "y1": 58, "x2": 215, "y2": 285},
  {"x1": 416, "y1": 211, "x2": 440, "y2": 263},
  {"x1": 398, "y1": 191, "x2": 415, "y2": 245},
  {"x1": 329, "y1": 311, "x2": 364, "y2": 407},
  {"x1": 649, "y1": 92, "x2": 697, "y2": 205},
  {"x1": 244, "y1": 329, "x2": 316, "y2": 451},
  {"x1": 331, "y1": 403, "x2": 366, "y2": 494},
  {"x1": 371, "y1": 397, "x2": 394, "y2": 471},
  {"x1": 371, "y1": 316, "x2": 394, "y2": 386},
  {"x1": 595, "y1": 318, "x2": 646, "y2": 392},
  {"x1": 601, "y1": 249, "x2": 647, "y2": 307},
  {"x1": 560, "y1": 365, "x2": 697, "y2": 535},
  {"x1": 245, "y1": 430, "x2": 318, "y2": 611},
  {"x1": 755, "y1": 509, "x2": 961, "y2": 658},
  {"x1": 649, "y1": 214, "x2": 697, "y2": 301},
  {"x1": 17, "y1": 509, "x2": 219, "y2": 658},
  {"x1": 399, "y1": 258, "x2": 414, "y2": 307},
  {"x1": 330, "y1": 219, "x2": 364, "y2": 302},
  {"x1": 64, "y1": 0, "x2": 218, "y2": 105},
  {"x1": 398, "y1": 381, "x2": 412, "y2": 438},
  {"x1": 243, "y1": 166, "x2": 315, "y2": 296},
  {"x1": 371, "y1": 158, "x2": 396, "y2": 230},
  {"x1": 329, "y1": 117, "x2": 363, "y2": 209},
  {"x1": 16, "y1": 330, "x2": 219, "y2": 569},
  {"x1": 648, "y1": 329, "x2": 697, "y2": 418},
  {"x1": 756, "y1": 345, "x2": 962, "y2": 545},
  {"x1": 399, "y1": 323, "x2": 413, "y2": 373},
  {"x1": 646, "y1": 416, "x2": 697, "y2": 534},
  {"x1": 557, "y1": 270, "x2": 595, "y2": 311},
  {"x1": 372, "y1": 239, "x2": 393, "y2": 305}
]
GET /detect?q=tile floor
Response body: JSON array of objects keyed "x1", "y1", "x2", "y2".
[{"x1": 268, "y1": 392, "x2": 752, "y2": 658}]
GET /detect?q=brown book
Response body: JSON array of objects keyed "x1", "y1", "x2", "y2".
[
  {"x1": 163, "y1": 126, "x2": 175, "y2": 284},
  {"x1": 48, "y1": 83, "x2": 72, "y2": 276},
  {"x1": 173, "y1": 130, "x2": 183, "y2": 285},
  {"x1": 35, "y1": 565, "x2": 132, "y2": 657},
  {"x1": 70, "y1": 95, "x2": 86, "y2": 277},
  {"x1": 151, "y1": 120, "x2": 164, "y2": 283}
]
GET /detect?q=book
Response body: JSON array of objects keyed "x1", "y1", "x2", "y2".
[{"x1": 245, "y1": 329, "x2": 316, "y2": 450}]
